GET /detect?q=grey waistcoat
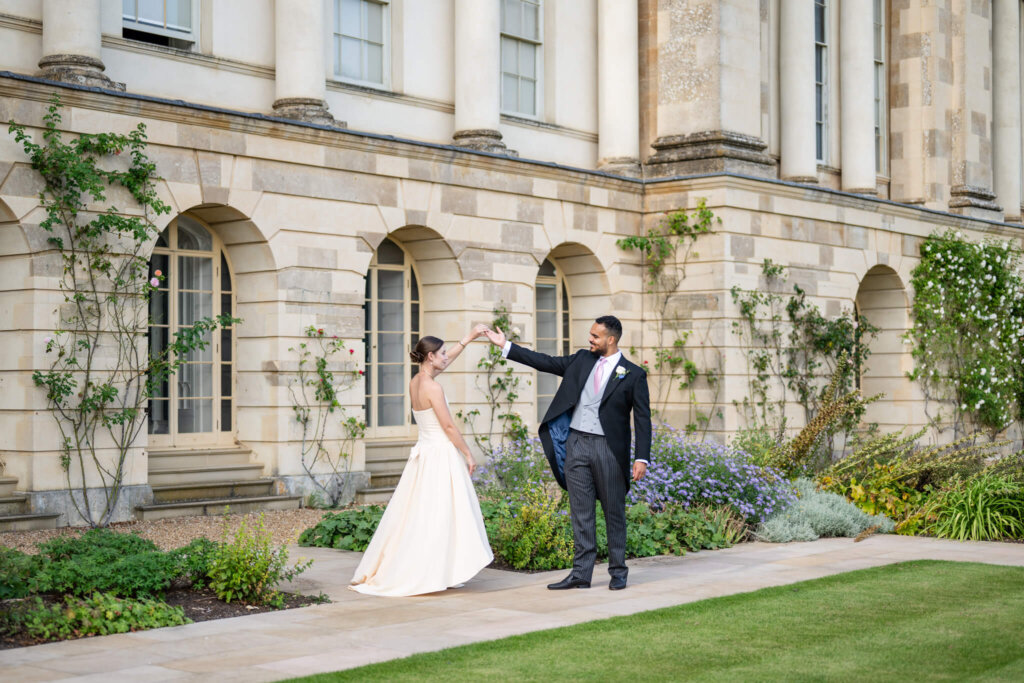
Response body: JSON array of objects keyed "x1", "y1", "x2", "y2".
[{"x1": 570, "y1": 360, "x2": 607, "y2": 436}]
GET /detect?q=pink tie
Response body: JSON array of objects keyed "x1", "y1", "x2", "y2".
[{"x1": 593, "y1": 358, "x2": 605, "y2": 394}]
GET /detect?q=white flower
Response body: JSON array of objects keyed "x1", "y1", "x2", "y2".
[
  {"x1": 512, "y1": 327, "x2": 522, "y2": 338},
  {"x1": 615, "y1": 365, "x2": 627, "y2": 378}
]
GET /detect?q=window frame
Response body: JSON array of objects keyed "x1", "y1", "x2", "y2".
[
  {"x1": 500, "y1": 0, "x2": 544, "y2": 119},
  {"x1": 814, "y1": 0, "x2": 828, "y2": 164},
  {"x1": 122, "y1": 0, "x2": 198, "y2": 44},
  {"x1": 534, "y1": 258, "x2": 570, "y2": 422},
  {"x1": 333, "y1": 0, "x2": 392, "y2": 89},
  {"x1": 873, "y1": 0, "x2": 888, "y2": 176}
]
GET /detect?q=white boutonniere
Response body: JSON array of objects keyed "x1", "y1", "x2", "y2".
[{"x1": 615, "y1": 365, "x2": 628, "y2": 379}]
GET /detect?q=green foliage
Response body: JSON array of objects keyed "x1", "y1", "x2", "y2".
[
  {"x1": 489, "y1": 485, "x2": 575, "y2": 570},
  {"x1": 730, "y1": 259, "x2": 878, "y2": 444},
  {"x1": 298, "y1": 505, "x2": 386, "y2": 551},
  {"x1": 8, "y1": 592, "x2": 190, "y2": 641},
  {"x1": 0, "y1": 547, "x2": 45, "y2": 599},
  {"x1": 730, "y1": 426, "x2": 780, "y2": 467},
  {"x1": 457, "y1": 304, "x2": 528, "y2": 457},
  {"x1": 616, "y1": 200, "x2": 722, "y2": 433},
  {"x1": 167, "y1": 537, "x2": 219, "y2": 589},
  {"x1": 908, "y1": 229, "x2": 1024, "y2": 438},
  {"x1": 756, "y1": 478, "x2": 894, "y2": 543},
  {"x1": 208, "y1": 513, "x2": 312, "y2": 606},
  {"x1": 289, "y1": 325, "x2": 366, "y2": 507},
  {"x1": 33, "y1": 528, "x2": 179, "y2": 599},
  {"x1": 9, "y1": 95, "x2": 238, "y2": 526},
  {"x1": 625, "y1": 503, "x2": 745, "y2": 557},
  {"x1": 924, "y1": 476, "x2": 1024, "y2": 541}
]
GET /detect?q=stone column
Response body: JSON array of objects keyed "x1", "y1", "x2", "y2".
[
  {"x1": 840, "y1": 0, "x2": 877, "y2": 194},
  {"x1": 273, "y1": 0, "x2": 336, "y2": 126},
  {"x1": 38, "y1": 0, "x2": 123, "y2": 90},
  {"x1": 597, "y1": 0, "x2": 639, "y2": 172},
  {"x1": 646, "y1": 0, "x2": 773, "y2": 177},
  {"x1": 993, "y1": 0, "x2": 1022, "y2": 221},
  {"x1": 452, "y1": 0, "x2": 507, "y2": 153},
  {"x1": 779, "y1": 0, "x2": 816, "y2": 182}
]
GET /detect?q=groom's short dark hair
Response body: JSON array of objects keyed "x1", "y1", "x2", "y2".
[{"x1": 595, "y1": 315, "x2": 622, "y2": 342}]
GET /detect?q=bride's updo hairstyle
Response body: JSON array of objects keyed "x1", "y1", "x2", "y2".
[{"x1": 409, "y1": 336, "x2": 443, "y2": 364}]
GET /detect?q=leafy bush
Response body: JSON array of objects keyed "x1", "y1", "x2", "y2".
[
  {"x1": 489, "y1": 485, "x2": 575, "y2": 570},
  {"x1": 34, "y1": 529, "x2": 179, "y2": 599},
  {"x1": 298, "y1": 505, "x2": 385, "y2": 551},
  {"x1": 168, "y1": 537, "x2": 219, "y2": 589},
  {"x1": 756, "y1": 479, "x2": 894, "y2": 543},
  {"x1": 0, "y1": 547, "x2": 45, "y2": 599},
  {"x1": 925, "y1": 476, "x2": 1024, "y2": 541},
  {"x1": 208, "y1": 514, "x2": 311, "y2": 606},
  {"x1": 625, "y1": 503, "x2": 745, "y2": 557},
  {"x1": 9, "y1": 592, "x2": 190, "y2": 641},
  {"x1": 473, "y1": 437, "x2": 554, "y2": 497},
  {"x1": 629, "y1": 426, "x2": 795, "y2": 523},
  {"x1": 730, "y1": 427, "x2": 779, "y2": 468}
]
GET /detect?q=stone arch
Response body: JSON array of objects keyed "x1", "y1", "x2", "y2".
[
  {"x1": 855, "y1": 264, "x2": 920, "y2": 433},
  {"x1": 544, "y1": 242, "x2": 613, "y2": 345},
  {"x1": 383, "y1": 225, "x2": 465, "y2": 337}
]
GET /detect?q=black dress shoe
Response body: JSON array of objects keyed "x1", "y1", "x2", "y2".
[
  {"x1": 609, "y1": 576, "x2": 627, "y2": 590},
  {"x1": 547, "y1": 575, "x2": 591, "y2": 590}
]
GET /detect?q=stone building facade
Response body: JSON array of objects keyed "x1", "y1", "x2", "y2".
[{"x1": 0, "y1": 0, "x2": 1022, "y2": 526}]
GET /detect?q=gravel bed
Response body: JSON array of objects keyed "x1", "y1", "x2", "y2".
[{"x1": 0, "y1": 508, "x2": 332, "y2": 554}]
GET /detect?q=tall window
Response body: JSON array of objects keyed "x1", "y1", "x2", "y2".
[
  {"x1": 814, "y1": 0, "x2": 828, "y2": 162},
  {"x1": 535, "y1": 259, "x2": 570, "y2": 421},
  {"x1": 148, "y1": 216, "x2": 234, "y2": 445},
  {"x1": 501, "y1": 0, "x2": 541, "y2": 116},
  {"x1": 873, "y1": 0, "x2": 887, "y2": 174},
  {"x1": 122, "y1": 0, "x2": 195, "y2": 47},
  {"x1": 334, "y1": 0, "x2": 388, "y2": 86},
  {"x1": 364, "y1": 238, "x2": 420, "y2": 433}
]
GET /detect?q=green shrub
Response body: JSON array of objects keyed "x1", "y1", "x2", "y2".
[
  {"x1": 925, "y1": 476, "x2": 1024, "y2": 541},
  {"x1": 731, "y1": 426, "x2": 779, "y2": 467},
  {"x1": 298, "y1": 505, "x2": 385, "y2": 551},
  {"x1": 0, "y1": 547, "x2": 45, "y2": 599},
  {"x1": 757, "y1": 479, "x2": 894, "y2": 543},
  {"x1": 626, "y1": 503, "x2": 746, "y2": 557},
  {"x1": 168, "y1": 537, "x2": 220, "y2": 589},
  {"x1": 208, "y1": 514, "x2": 311, "y2": 606},
  {"x1": 12, "y1": 592, "x2": 190, "y2": 641},
  {"x1": 34, "y1": 529, "x2": 179, "y2": 598},
  {"x1": 490, "y1": 486, "x2": 575, "y2": 570}
]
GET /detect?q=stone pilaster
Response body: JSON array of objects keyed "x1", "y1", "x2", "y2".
[
  {"x1": 38, "y1": 0, "x2": 124, "y2": 91},
  {"x1": 453, "y1": 0, "x2": 508, "y2": 154},
  {"x1": 273, "y1": 0, "x2": 337, "y2": 126},
  {"x1": 839, "y1": 0, "x2": 877, "y2": 194},
  {"x1": 646, "y1": 0, "x2": 774, "y2": 177},
  {"x1": 779, "y1": 0, "x2": 816, "y2": 182},
  {"x1": 597, "y1": 0, "x2": 640, "y2": 174},
  {"x1": 993, "y1": 0, "x2": 1022, "y2": 222}
]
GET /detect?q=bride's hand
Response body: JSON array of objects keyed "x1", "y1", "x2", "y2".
[
  {"x1": 465, "y1": 454, "x2": 477, "y2": 476},
  {"x1": 472, "y1": 323, "x2": 490, "y2": 339}
]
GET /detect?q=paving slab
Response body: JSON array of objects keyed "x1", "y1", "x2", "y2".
[{"x1": 3, "y1": 535, "x2": 1024, "y2": 680}]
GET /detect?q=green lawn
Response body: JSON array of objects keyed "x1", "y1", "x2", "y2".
[{"x1": 289, "y1": 560, "x2": 1024, "y2": 682}]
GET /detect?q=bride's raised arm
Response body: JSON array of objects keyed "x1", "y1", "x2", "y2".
[{"x1": 444, "y1": 323, "x2": 489, "y2": 365}]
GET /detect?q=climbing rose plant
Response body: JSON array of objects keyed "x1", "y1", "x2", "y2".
[{"x1": 907, "y1": 229, "x2": 1024, "y2": 438}]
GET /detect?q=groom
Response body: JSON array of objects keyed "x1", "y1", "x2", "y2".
[{"x1": 484, "y1": 315, "x2": 651, "y2": 590}]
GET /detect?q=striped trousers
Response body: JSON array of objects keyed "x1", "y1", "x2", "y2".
[{"x1": 565, "y1": 430, "x2": 628, "y2": 582}]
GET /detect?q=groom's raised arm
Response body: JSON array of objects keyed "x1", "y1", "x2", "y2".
[{"x1": 504, "y1": 342, "x2": 579, "y2": 377}]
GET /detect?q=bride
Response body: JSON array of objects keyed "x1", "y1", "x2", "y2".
[{"x1": 349, "y1": 326, "x2": 494, "y2": 596}]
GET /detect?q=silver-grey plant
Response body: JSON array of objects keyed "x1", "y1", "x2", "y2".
[{"x1": 756, "y1": 478, "x2": 894, "y2": 543}]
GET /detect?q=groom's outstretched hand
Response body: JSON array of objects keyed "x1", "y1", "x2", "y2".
[{"x1": 483, "y1": 327, "x2": 506, "y2": 347}]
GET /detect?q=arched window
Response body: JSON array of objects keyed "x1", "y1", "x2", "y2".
[
  {"x1": 364, "y1": 237, "x2": 421, "y2": 434},
  {"x1": 535, "y1": 258, "x2": 570, "y2": 420},
  {"x1": 148, "y1": 215, "x2": 235, "y2": 446}
]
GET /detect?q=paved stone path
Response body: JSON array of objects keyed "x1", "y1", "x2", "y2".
[{"x1": 3, "y1": 535, "x2": 1024, "y2": 681}]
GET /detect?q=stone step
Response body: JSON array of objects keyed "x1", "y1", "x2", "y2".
[
  {"x1": 151, "y1": 479, "x2": 276, "y2": 503},
  {"x1": 135, "y1": 495, "x2": 302, "y2": 521},
  {"x1": 147, "y1": 447, "x2": 253, "y2": 469},
  {"x1": 365, "y1": 456, "x2": 408, "y2": 476},
  {"x1": 0, "y1": 494, "x2": 29, "y2": 516},
  {"x1": 365, "y1": 441, "x2": 415, "y2": 462},
  {"x1": 354, "y1": 486, "x2": 395, "y2": 505},
  {"x1": 369, "y1": 473, "x2": 402, "y2": 488},
  {"x1": 0, "y1": 477, "x2": 17, "y2": 497},
  {"x1": 149, "y1": 463, "x2": 265, "y2": 487},
  {"x1": 0, "y1": 512, "x2": 60, "y2": 532}
]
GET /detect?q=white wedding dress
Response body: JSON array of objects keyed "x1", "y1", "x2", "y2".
[{"x1": 349, "y1": 401, "x2": 493, "y2": 597}]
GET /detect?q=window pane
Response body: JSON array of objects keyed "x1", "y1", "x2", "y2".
[
  {"x1": 149, "y1": 326, "x2": 168, "y2": 363},
  {"x1": 379, "y1": 331, "x2": 403, "y2": 362},
  {"x1": 137, "y1": 0, "x2": 163, "y2": 25},
  {"x1": 150, "y1": 289, "x2": 168, "y2": 325},
  {"x1": 537, "y1": 337, "x2": 558, "y2": 354},
  {"x1": 366, "y1": 1, "x2": 384, "y2": 42},
  {"x1": 538, "y1": 395, "x2": 552, "y2": 422},
  {"x1": 183, "y1": 331, "x2": 213, "y2": 362},
  {"x1": 410, "y1": 270, "x2": 419, "y2": 300},
  {"x1": 123, "y1": 0, "x2": 134, "y2": 19},
  {"x1": 503, "y1": 0, "x2": 521, "y2": 35},
  {"x1": 519, "y1": 43, "x2": 535, "y2": 78},
  {"x1": 167, "y1": 0, "x2": 191, "y2": 31},
  {"x1": 179, "y1": 292, "x2": 212, "y2": 325},
  {"x1": 148, "y1": 399, "x2": 169, "y2": 434},
  {"x1": 538, "y1": 259, "x2": 556, "y2": 277},
  {"x1": 367, "y1": 43, "x2": 384, "y2": 83},
  {"x1": 221, "y1": 254, "x2": 231, "y2": 291},
  {"x1": 155, "y1": 228, "x2": 169, "y2": 248},
  {"x1": 378, "y1": 301, "x2": 403, "y2": 331},
  {"x1": 221, "y1": 293, "x2": 232, "y2": 319},
  {"x1": 378, "y1": 395, "x2": 404, "y2": 426},
  {"x1": 340, "y1": 37, "x2": 362, "y2": 79},
  {"x1": 537, "y1": 311, "x2": 557, "y2": 339},
  {"x1": 179, "y1": 256, "x2": 212, "y2": 291},
  {"x1": 221, "y1": 328, "x2": 232, "y2": 362},
  {"x1": 411, "y1": 303, "x2": 420, "y2": 329},
  {"x1": 150, "y1": 253, "x2": 169, "y2": 280},
  {"x1": 340, "y1": 0, "x2": 362, "y2": 37},
  {"x1": 815, "y1": 2, "x2": 825, "y2": 42},
  {"x1": 502, "y1": 37, "x2": 518, "y2": 73},
  {"x1": 502, "y1": 74, "x2": 519, "y2": 111},
  {"x1": 377, "y1": 270, "x2": 403, "y2": 300},
  {"x1": 520, "y1": 79, "x2": 536, "y2": 116},
  {"x1": 523, "y1": 2, "x2": 538, "y2": 40},
  {"x1": 221, "y1": 399, "x2": 232, "y2": 432},
  {"x1": 178, "y1": 398, "x2": 213, "y2": 433},
  {"x1": 538, "y1": 373, "x2": 557, "y2": 398},
  {"x1": 176, "y1": 217, "x2": 213, "y2": 251},
  {"x1": 536, "y1": 283, "x2": 556, "y2": 310},
  {"x1": 221, "y1": 363, "x2": 232, "y2": 397},
  {"x1": 180, "y1": 363, "x2": 213, "y2": 397},
  {"x1": 376, "y1": 238, "x2": 404, "y2": 264},
  {"x1": 379, "y1": 364, "x2": 404, "y2": 395}
]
